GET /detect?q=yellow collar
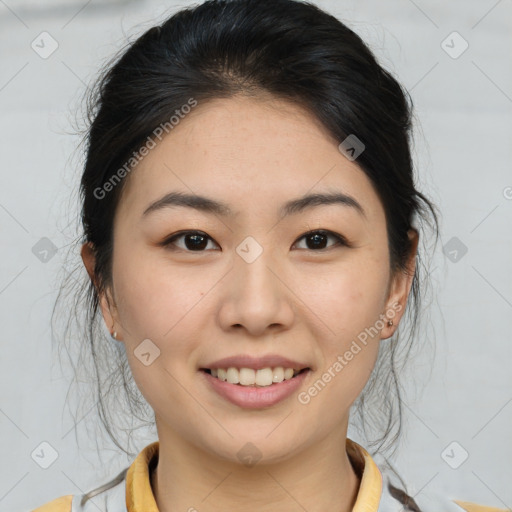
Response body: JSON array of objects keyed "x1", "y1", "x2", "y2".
[{"x1": 126, "y1": 438, "x2": 382, "y2": 512}]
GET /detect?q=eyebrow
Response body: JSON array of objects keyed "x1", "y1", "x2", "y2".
[{"x1": 142, "y1": 190, "x2": 366, "y2": 220}]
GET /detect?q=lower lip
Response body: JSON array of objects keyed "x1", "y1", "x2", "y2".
[{"x1": 200, "y1": 369, "x2": 311, "y2": 409}]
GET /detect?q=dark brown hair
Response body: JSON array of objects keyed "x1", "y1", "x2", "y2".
[{"x1": 53, "y1": 0, "x2": 439, "y2": 467}]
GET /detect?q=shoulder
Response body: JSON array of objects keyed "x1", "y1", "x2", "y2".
[
  {"x1": 31, "y1": 495, "x2": 73, "y2": 512},
  {"x1": 453, "y1": 500, "x2": 510, "y2": 512},
  {"x1": 30, "y1": 465, "x2": 129, "y2": 512},
  {"x1": 372, "y1": 451, "x2": 509, "y2": 512},
  {"x1": 29, "y1": 443, "x2": 155, "y2": 512},
  {"x1": 381, "y1": 473, "x2": 509, "y2": 512}
]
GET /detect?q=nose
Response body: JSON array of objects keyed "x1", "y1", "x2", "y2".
[{"x1": 217, "y1": 245, "x2": 295, "y2": 337}]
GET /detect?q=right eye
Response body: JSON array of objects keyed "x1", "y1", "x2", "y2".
[{"x1": 161, "y1": 230, "x2": 220, "y2": 252}]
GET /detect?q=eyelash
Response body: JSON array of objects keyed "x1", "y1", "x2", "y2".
[{"x1": 161, "y1": 229, "x2": 350, "y2": 252}]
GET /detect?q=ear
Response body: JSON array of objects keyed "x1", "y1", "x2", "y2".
[
  {"x1": 381, "y1": 229, "x2": 419, "y2": 340},
  {"x1": 80, "y1": 241, "x2": 122, "y2": 340}
]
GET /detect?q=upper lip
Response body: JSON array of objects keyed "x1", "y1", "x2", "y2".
[{"x1": 200, "y1": 354, "x2": 312, "y2": 371}]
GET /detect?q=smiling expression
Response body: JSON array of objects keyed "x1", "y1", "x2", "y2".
[{"x1": 83, "y1": 94, "x2": 415, "y2": 463}]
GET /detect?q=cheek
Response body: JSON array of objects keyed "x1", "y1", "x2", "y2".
[
  {"x1": 113, "y1": 247, "x2": 205, "y2": 340},
  {"x1": 292, "y1": 251, "x2": 388, "y2": 399},
  {"x1": 111, "y1": 251, "x2": 205, "y2": 409},
  {"x1": 294, "y1": 253, "x2": 390, "y2": 338}
]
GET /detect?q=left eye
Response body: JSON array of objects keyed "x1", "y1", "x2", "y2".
[
  {"x1": 162, "y1": 229, "x2": 347, "y2": 252},
  {"x1": 294, "y1": 229, "x2": 348, "y2": 250}
]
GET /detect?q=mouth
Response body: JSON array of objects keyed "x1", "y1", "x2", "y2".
[
  {"x1": 199, "y1": 367, "x2": 310, "y2": 388},
  {"x1": 199, "y1": 365, "x2": 312, "y2": 409}
]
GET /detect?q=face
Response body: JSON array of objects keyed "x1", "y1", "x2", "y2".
[{"x1": 82, "y1": 95, "x2": 416, "y2": 464}]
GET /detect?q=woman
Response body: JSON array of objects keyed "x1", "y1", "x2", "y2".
[{"x1": 32, "y1": 0, "x2": 505, "y2": 511}]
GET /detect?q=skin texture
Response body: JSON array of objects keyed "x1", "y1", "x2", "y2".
[{"x1": 81, "y1": 95, "x2": 418, "y2": 512}]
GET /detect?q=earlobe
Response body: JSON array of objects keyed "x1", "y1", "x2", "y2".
[
  {"x1": 381, "y1": 229, "x2": 419, "y2": 339},
  {"x1": 80, "y1": 241, "x2": 121, "y2": 340},
  {"x1": 98, "y1": 290, "x2": 117, "y2": 337}
]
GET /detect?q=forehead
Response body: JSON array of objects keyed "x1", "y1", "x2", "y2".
[{"x1": 116, "y1": 95, "x2": 384, "y2": 225}]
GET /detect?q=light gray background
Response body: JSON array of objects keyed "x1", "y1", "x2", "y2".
[{"x1": 1, "y1": 0, "x2": 511, "y2": 510}]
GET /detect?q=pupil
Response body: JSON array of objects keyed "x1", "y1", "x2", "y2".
[
  {"x1": 184, "y1": 232, "x2": 327, "y2": 251},
  {"x1": 186, "y1": 234, "x2": 207, "y2": 250},
  {"x1": 308, "y1": 233, "x2": 327, "y2": 249}
]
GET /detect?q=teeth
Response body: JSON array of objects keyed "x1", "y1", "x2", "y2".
[{"x1": 208, "y1": 367, "x2": 303, "y2": 387}]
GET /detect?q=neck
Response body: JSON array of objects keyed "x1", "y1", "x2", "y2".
[{"x1": 150, "y1": 427, "x2": 361, "y2": 512}]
